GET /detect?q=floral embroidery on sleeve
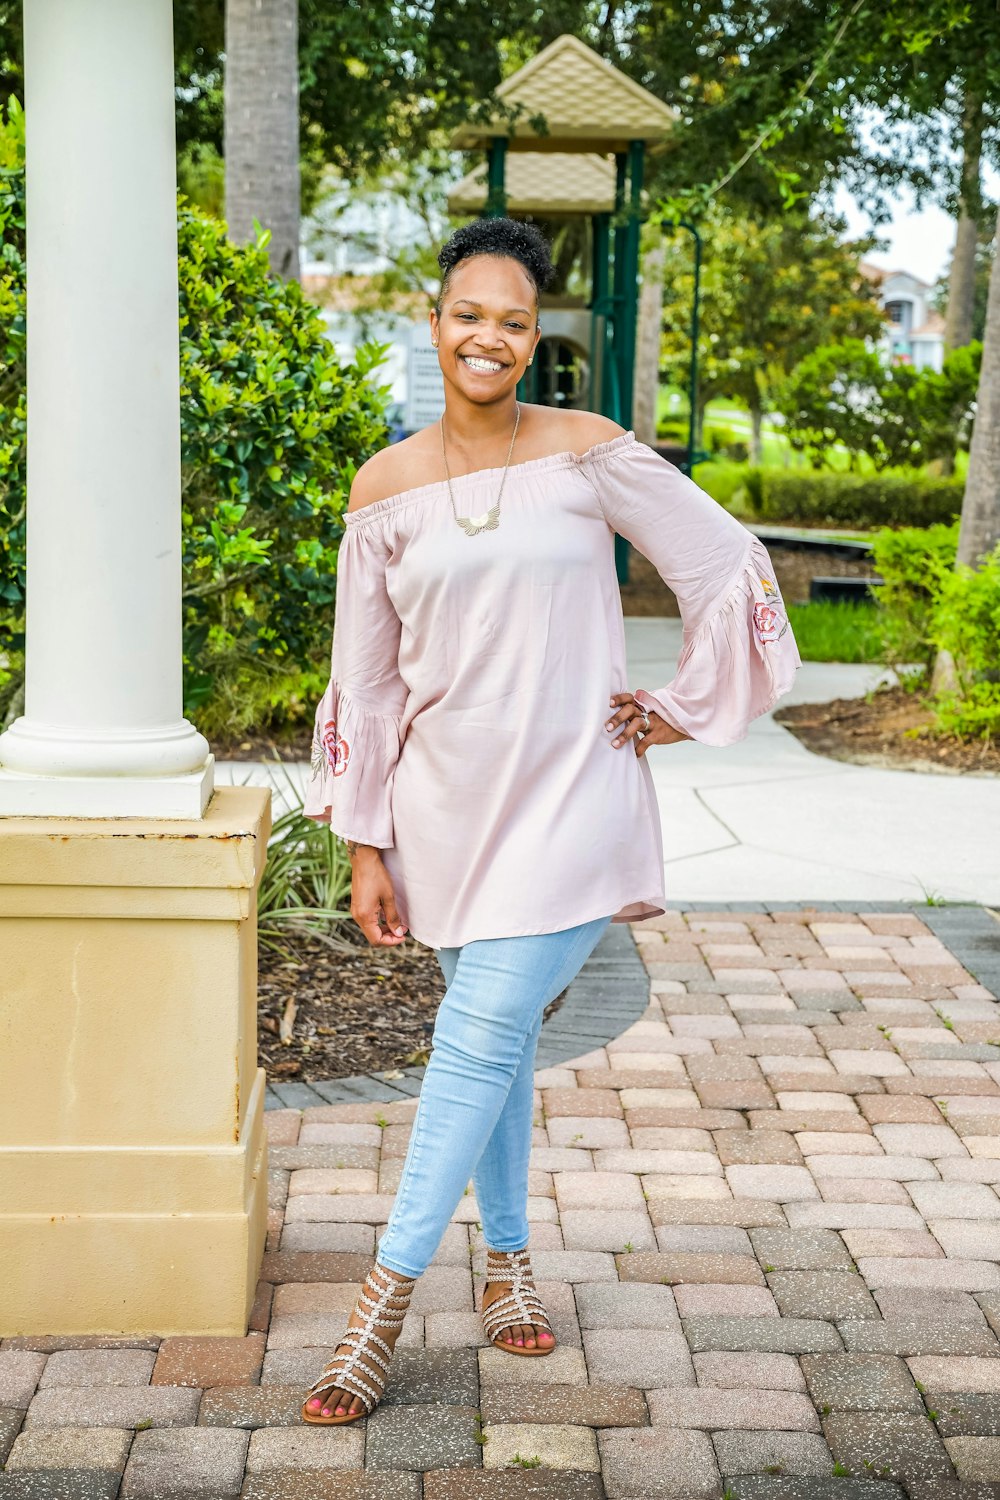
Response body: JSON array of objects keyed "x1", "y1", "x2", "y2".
[
  {"x1": 753, "y1": 575, "x2": 789, "y2": 644},
  {"x1": 311, "y1": 718, "x2": 351, "y2": 777}
]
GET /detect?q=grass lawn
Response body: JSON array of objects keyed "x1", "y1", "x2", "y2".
[{"x1": 785, "y1": 600, "x2": 886, "y2": 664}]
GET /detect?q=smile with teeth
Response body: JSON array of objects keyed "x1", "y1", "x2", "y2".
[{"x1": 461, "y1": 354, "x2": 508, "y2": 373}]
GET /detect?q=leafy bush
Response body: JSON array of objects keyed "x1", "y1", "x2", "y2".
[
  {"x1": 176, "y1": 205, "x2": 391, "y2": 724},
  {"x1": 869, "y1": 522, "x2": 959, "y2": 676},
  {"x1": 929, "y1": 546, "x2": 1000, "y2": 739},
  {"x1": 775, "y1": 337, "x2": 980, "y2": 471},
  {"x1": 743, "y1": 469, "x2": 964, "y2": 529},
  {"x1": 0, "y1": 100, "x2": 392, "y2": 736},
  {"x1": 865, "y1": 523, "x2": 999, "y2": 739}
]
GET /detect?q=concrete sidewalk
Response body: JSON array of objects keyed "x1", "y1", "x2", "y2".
[
  {"x1": 216, "y1": 617, "x2": 1000, "y2": 907},
  {"x1": 626, "y1": 619, "x2": 1000, "y2": 908}
]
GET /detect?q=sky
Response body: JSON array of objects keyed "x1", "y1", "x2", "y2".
[
  {"x1": 832, "y1": 183, "x2": 957, "y2": 285},
  {"x1": 832, "y1": 177, "x2": 1000, "y2": 286}
]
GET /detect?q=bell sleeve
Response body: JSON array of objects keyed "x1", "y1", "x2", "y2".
[
  {"x1": 588, "y1": 436, "x2": 801, "y2": 747},
  {"x1": 302, "y1": 520, "x2": 407, "y2": 847}
]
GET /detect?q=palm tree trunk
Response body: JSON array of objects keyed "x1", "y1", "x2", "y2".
[
  {"x1": 956, "y1": 200, "x2": 1000, "y2": 567},
  {"x1": 633, "y1": 239, "x2": 665, "y2": 446},
  {"x1": 944, "y1": 85, "x2": 985, "y2": 353},
  {"x1": 224, "y1": 0, "x2": 300, "y2": 281}
]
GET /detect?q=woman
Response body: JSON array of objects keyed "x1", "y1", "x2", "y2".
[{"x1": 299, "y1": 218, "x2": 800, "y2": 1424}]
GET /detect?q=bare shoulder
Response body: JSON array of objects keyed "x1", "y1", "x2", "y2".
[
  {"x1": 554, "y1": 409, "x2": 628, "y2": 456},
  {"x1": 347, "y1": 431, "x2": 439, "y2": 514}
]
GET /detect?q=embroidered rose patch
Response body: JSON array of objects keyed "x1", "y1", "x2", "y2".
[
  {"x1": 753, "y1": 600, "x2": 788, "y2": 644},
  {"x1": 322, "y1": 719, "x2": 351, "y2": 777},
  {"x1": 310, "y1": 718, "x2": 351, "y2": 778}
]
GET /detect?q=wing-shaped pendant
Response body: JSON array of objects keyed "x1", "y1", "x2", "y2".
[{"x1": 457, "y1": 503, "x2": 500, "y2": 536}]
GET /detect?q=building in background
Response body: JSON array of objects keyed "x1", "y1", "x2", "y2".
[{"x1": 859, "y1": 262, "x2": 945, "y2": 372}]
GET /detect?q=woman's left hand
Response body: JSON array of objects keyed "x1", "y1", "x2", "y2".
[{"x1": 606, "y1": 692, "x2": 691, "y2": 758}]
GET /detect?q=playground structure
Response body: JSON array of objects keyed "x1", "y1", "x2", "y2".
[{"x1": 449, "y1": 35, "x2": 677, "y2": 580}]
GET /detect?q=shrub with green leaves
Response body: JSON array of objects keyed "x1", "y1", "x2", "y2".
[
  {"x1": 929, "y1": 546, "x2": 1000, "y2": 739},
  {"x1": 776, "y1": 337, "x2": 980, "y2": 471},
  {"x1": 869, "y1": 522, "x2": 959, "y2": 676},
  {"x1": 0, "y1": 99, "x2": 392, "y2": 737}
]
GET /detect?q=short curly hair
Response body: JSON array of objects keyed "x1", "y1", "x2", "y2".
[{"x1": 436, "y1": 217, "x2": 556, "y2": 320}]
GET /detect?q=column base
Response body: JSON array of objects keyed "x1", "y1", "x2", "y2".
[
  {"x1": 0, "y1": 784, "x2": 271, "y2": 1334},
  {"x1": 0, "y1": 1070, "x2": 268, "y2": 1336},
  {"x1": 0, "y1": 759, "x2": 215, "y2": 819}
]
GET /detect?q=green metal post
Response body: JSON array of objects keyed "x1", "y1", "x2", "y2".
[
  {"x1": 589, "y1": 212, "x2": 611, "y2": 415},
  {"x1": 619, "y1": 138, "x2": 645, "y2": 428},
  {"x1": 683, "y1": 218, "x2": 702, "y2": 475},
  {"x1": 485, "y1": 137, "x2": 507, "y2": 219},
  {"x1": 665, "y1": 218, "x2": 707, "y2": 477}
]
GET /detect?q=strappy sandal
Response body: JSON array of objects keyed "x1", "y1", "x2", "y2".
[
  {"x1": 301, "y1": 1262, "x2": 416, "y2": 1424},
  {"x1": 480, "y1": 1246, "x2": 556, "y2": 1357}
]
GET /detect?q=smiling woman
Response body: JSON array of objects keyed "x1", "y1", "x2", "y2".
[{"x1": 298, "y1": 216, "x2": 800, "y2": 1426}]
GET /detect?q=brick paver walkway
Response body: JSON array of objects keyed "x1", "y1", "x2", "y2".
[{"x1": 3, "y1": 908, "x2": 1000, "y2": 1499}]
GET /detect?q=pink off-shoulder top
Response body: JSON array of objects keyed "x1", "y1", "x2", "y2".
[{"x1": 303, "y1": 432, "x2": 800, "y2": 948}]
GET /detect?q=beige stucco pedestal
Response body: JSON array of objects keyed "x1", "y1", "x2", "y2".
[{"x1": 0, "y1": 785, "x2": 270, "y2": 1335}]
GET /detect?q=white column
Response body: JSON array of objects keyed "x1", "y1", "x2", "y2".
[{"x1": 0, "y1": 0, "x2": 213, "y2": 817}]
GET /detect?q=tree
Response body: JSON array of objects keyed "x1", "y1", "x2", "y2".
[
  {"x1": 658, "y1": 206, "x2": 885, "y2": 462},
  {"x1": 776, "y1": 338, "x2": 981, "y2": 471},
  {"x1": 224, "y1": 0, "x2": 301, "y2": 279},
  {"x1": 933, "y1": 231, "x2": 996, "y2": 345},
  {"x1": 870, "y1": 4, "x2": 1000, "y2": 357},
  {"x1": 958, "y1": 203, "x2": 1000, "y2": 566}
]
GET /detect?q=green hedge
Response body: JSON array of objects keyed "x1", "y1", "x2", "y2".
[{"x1": 742, "y1": 468, "x2": 965, "y2": 529}]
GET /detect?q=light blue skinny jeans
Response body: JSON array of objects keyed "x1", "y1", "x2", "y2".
[{"x1": 375, "y1": 914, "x2": 613, "y2": 1279}]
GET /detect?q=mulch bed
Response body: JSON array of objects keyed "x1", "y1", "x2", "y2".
[
  {"x1": 258, "y1": 932, "x2": 446, "y2": 1082},
  {"x1": 775, "y1": 685, "x2": 1000, "y2": 777},
  {"x1": 258, "y1": 929, "x2": 569, "y2": 1083}
]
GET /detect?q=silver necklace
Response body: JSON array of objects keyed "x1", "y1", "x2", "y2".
[{"x1": 440, "y1": 403, "x2": 520, "y2": 537}]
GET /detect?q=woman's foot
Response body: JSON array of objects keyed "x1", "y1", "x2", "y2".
[
  {"x1": 302, "y1": 1262, "x2": 416, "y2": 1423},
  {"x1": 481, "y1": 1246, "x2": 555, "y2": 1353}
]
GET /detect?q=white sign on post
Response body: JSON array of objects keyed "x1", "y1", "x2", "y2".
[{"x1": 406, "y1": 325, "x2": 446, "y2": 431}]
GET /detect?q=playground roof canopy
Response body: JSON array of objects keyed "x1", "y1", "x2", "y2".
[
  {"x1": 447, "y1": 152, "x2": 617, "y2": 216},
  {"x1": 449, "y1": 33, "x2": 677, "y2": 153}
]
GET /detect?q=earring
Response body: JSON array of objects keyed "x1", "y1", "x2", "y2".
[
  {"x1": 527, "y1": 358, "x2": 533, "y2": 366},
  {"x1": 432, "y1": 339, "x2": 438, "y2": 348}
]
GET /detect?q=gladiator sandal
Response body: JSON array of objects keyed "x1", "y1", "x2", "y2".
[
  {"x1": 480, "y1": 1246, "x2": 556, "y2": 1357},
  {"x1": 301, "y1": 1262, "x2": 416, "y2": 1425}
]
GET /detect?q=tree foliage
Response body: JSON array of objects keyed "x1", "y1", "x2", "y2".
[
  {"x1": 658, "y1": 205, "x2": 885, "y2": 450},
  {"x1": 775, "y1": 338, "x2": 981, "y2": 469}
]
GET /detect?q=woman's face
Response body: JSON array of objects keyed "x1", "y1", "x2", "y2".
[{"x1": 431, "y1": 254, "x2": 541, "y2": 404}]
